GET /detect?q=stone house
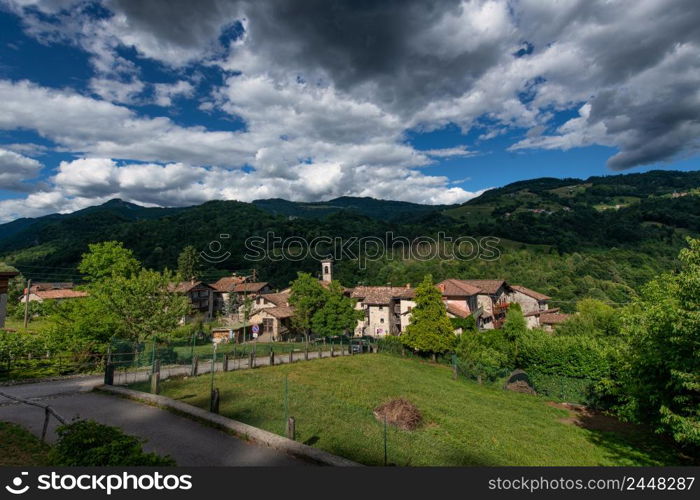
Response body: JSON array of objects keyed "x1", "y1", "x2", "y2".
[
  {"x1": 210, "y1": 277, "x2": 272, "y2": 315},
  {"x1": 508, "y1": 285, "x2": 551, "y2": 329},
  {"x1": 170, "y1": 280, "x2": 215, "y2": 320},
  {"x1": 350, "y1": 285, "x2": 415, "y2": 337}
]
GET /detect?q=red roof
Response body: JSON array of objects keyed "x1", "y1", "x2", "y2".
[
  {"x1": 437, "y1": 279, "x2": 481, "y2": 297},
  {"x1": 232, "y1": 282, "x2": 269, "y2": 293},
  {"x1": 210, "y1": 276, "x2": 246, "y2": 292},
  {"x1": 511, "y1": 285, "x2": 551, "y2": 301},
  {"x1": 34, "y1": 290, "x2": 88, "y2": 300},
  {"x1": 540, "y1": 312, "x2": 571, "y2": 325},
  {"x1": 459, "y1": 279, "x2": 507, "y2": 295},
  {"x1": 445, "y1": 303, "x2": 470, "y2": 318}
]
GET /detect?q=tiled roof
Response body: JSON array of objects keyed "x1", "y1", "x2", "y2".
[
  {"x1": 31, "y1": 282, "x2": 75, "y2": 292},
  {"x1": 437, "y1": 279, "x2": 481, "y2": 296},
  {"x1": 459, "y1": 279, "x2": 507, "y2": 295},
  {"x1": 265, "y1": 306, "x2": 295, "y2": 319},
  {"x1": 540, "y1": 312, "x2": 571, "y2": 325},
  {"x1": 511, "y1": 285, "x2": 551, "y2": 301},
  {"x1": 350, "y1": 286, "x2": 414, "y2": 304},
  {"x1": 34, "y1": 290, "x2": 88, "y2": 300},
  {"x1": 210, "y1": 276, "x2": 246, "y2": 292},
  {"x1": 261, "y1": 292, "x2": 290, "y2": 307},
  {"x1": 232, "y1": 282, "x2": 269, "y2": 293},
  {"x1": 170, "y1": 281, "x2": 214, "y2": 293},
  {"x1": 445, "y1": 303, "x2": 470, "y2": 318}
]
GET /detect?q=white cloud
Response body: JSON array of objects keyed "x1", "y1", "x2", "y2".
[
  {"x1": 2, "y1": 0, "x2": 699, "y2": 221},
  {"x1": 0, "y1": 148, "x2": 43, "y2": 190}
]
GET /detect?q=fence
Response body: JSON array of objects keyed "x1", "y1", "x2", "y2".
[
  {"x1": 106, "y1": 337, "x2": 378, "y2": 386},
  {"x1": 0, "y1": 334, "x2": 376, "y2": 383},
  {"x1": 0, "y1": 389, "x2": 67, "y2": 442}
]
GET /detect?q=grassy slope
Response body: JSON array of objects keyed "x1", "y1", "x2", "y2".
[
  {"x1": 143, "y1": 354, "x2": 682, "y2": 466},
  {"x1": 0, "y1": 422, "x2": 50, "y2": 466}
]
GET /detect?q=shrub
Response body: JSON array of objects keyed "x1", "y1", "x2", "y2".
[
  {"x1": 517, "y1": 329, "x2": 611, "y2": 380},
  {"x1": 528, "y1": 371, "x2": 596, "y2": 405},
  {"x1": 49, "y1": 420, "x2": 175, "y2": 466},
  {"x1": 377, "y1": 335, "x2": 404, "y2": 355}
]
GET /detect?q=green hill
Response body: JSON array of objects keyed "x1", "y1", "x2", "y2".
[{"x1": 0, "y1": 170, "x2": 698, "y2": 306}]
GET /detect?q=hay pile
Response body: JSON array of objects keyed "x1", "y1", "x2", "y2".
[
  {"x1": 373, "y1": 398, "x2": 422, "y2": 430},
  {"x1": 505, "y1": 380, "x2": 536, "y2": 395}
]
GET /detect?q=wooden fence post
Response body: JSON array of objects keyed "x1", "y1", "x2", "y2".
[
  {"x1": 289, "y1": 349, "x2": 293, "y2": 364},
  {"x1": 269, "y1": 349, "x2": 275, "y2": 366},
  {"x1": 150, "y1": 360, "x2": 160, "y2": 394},
  {"x1": 104, "y1": 362, "x2": 115, "y2": 385},
  {"x1": 249, "y1": 351, "x2": 255, "y2": 369},
  {"x1": 41, "y1": 407, "x2": 50, "y2": 442},
  {"x1": 223, "y1": 354, "x2": 229, "y2": 372},
  {"x1": 191, "y1": 355, "x2": 198, "y2": 377},
  {"x1": 286, "y1": 416, "x2": 296, "y2": 441},
  {"x1": 210, "y1": 388, "x2": 220, "y2": 414}
]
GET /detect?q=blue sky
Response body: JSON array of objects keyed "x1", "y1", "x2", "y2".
[{"x1": 0, "y1": 0, "x2": 698, "y2": 222}]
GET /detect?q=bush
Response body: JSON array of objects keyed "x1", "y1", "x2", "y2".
[
  {"x1": 528, "y1": 371, "x2": 596, "y2": 405},
  {"x1": 455, "y1": 329, "x2": 512, "y2": 382},
  {"x1": 49, "y1": 420, "x2": 175, "y2": 466},
  {"x1": 377, "y1": 335, "x2": 404, "y2": 355},
  {"x1": 517, "y1": 330, "x2": 611, "y2": 379}
]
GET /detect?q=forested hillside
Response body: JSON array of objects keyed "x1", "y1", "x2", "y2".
[{"x1": 1, "y1": 169, "x2": 698, "y2": 309}]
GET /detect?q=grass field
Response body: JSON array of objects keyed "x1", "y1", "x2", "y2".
[
  {"x1": 135, "y1": 354, "x2": 686, "y2": 466},
  {"x1": 0, "y1": 422, "x2": 50, "y2": 466}
]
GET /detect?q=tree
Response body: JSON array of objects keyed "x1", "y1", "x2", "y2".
[
  {"x1": 502, "y1": 303, "x2": 527, "y2": 342},
  {"x1": 177, "y1": 245, "x2": 201, "y2": 281},
  {"x1": 311, "y1": 281, "x2": 363, "y2": 337},
  {"x1": 557, "y1": 298, "x2": 621, "y2": 338},
  {"x1": 91, "y1": 268, "x2": 190, "y2": 343},
  {"x1": 401, "y1": 275, "x2": 456, "y2": 359},
  {"x1": 288, "y1": 272, "x2": 326, "y2": 342},
  {"x1": 78, "y1": 241, "x2": 140, "y2": 282},
  {"x1": 622, "y1": 237, "x2": 700, "y2": 450}
]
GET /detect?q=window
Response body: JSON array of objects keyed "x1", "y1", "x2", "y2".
[
  {"x1": 378, "y1": 306, "x2": 383, "y2": 311},
  {"x1": 380, "y1": 318, "x2": 384, "y2": 324},
  {"x1": 263, "y1": 318, "x2": 274, "y2": 333}
]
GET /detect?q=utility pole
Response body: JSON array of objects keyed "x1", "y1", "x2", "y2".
[{"x1": 23, "y1": 279, "x2": 31, "y2": 328}]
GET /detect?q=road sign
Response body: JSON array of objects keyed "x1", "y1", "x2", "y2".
[{"x1": 252, "y1": 324, "x2": 259, "y2": 334}]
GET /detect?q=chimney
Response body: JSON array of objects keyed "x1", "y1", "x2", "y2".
[{"x1": 405, "y1": 283, "x2": 411, "y2": 289}]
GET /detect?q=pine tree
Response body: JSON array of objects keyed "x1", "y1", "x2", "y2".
[
  {"x1": 177, "y1": 245, "x2": 201, "y2": 281},
  {"x1": 401, "y1": 275, "x2": 456, "y2": 359}
]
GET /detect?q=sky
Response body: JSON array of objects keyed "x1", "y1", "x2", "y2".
[{"x1": 0, "y1": 0, "x2": 699, "y2": 223}]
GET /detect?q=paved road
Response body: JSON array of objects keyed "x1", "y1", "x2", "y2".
[
  {"x1": 0, "y1": 381, "x2": 305, "y2": 466},
  {"x1": 0, "y1": 349, "x2": 369, "y2": 465}
]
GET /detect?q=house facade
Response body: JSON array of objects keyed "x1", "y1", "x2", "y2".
[
  {"x1": 170, "y1": 281, "x2": 215, "y2": 320},
  {"x1": 350, "y1": 285, "x2": 415, "y2": 337}
]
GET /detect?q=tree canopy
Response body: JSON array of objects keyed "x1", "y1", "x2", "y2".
[{"x1": 401, "y1": 275, "x2": 455, "y2": 355}]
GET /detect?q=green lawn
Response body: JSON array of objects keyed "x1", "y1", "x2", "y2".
[
  {"x1": 136, "y1": 354, "x2": 685, "y2": 466},
  {"x1": 0, "y1": 422, "x2": 50, "y2": 466}
]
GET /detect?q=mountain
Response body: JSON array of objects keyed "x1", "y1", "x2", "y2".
[
  {"x1": 252, "y1": 196, "x2": 455, "y2": 220},
  {"x1": 1, "y1": 170, "x2": 698, "y2": 306}
]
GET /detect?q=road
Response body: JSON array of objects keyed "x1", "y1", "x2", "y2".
[
  {"x1": 0, "y1": 348, "x2": 367, "y2": 465},
  {"x1": 0, "y1": 376, "x2": 308, "y2": 466}
]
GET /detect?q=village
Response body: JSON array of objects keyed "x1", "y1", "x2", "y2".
[{"x1": 1, "y1": 259, "x2": 569, "y2": 343}]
